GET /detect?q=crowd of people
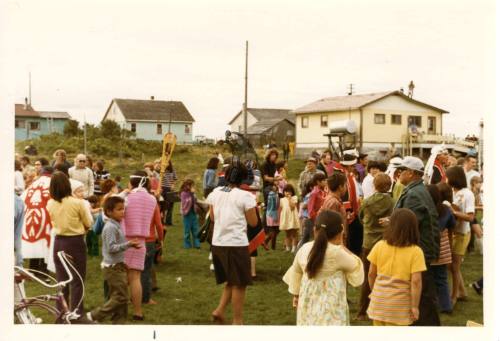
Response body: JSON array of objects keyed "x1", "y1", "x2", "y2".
[{"x1": 13, "y1": 143, "x2": 484, "y2": 326}]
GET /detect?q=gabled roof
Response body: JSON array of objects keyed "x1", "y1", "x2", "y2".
[
  {"x1": 105, "y1": 98, "x2": 195, "y2": 122},
  {"x1": 246, "y1": 118, "x2": 295, "y2": 135},
  {"x1": 293, "y1": 90, "x2": 449, "y2": 114},
  {"x1": 15, "y1": 104, "x2": 71, "y2": 119},
  {"x1": 228, "y1": 108, "x2": 293, "y2": 125}
]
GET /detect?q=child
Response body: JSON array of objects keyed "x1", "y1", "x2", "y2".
[
  {"x1": 87, "y1": 196, "x2": 141, "y2": 323},
  {"x1": 356, "y1": 173, "x2": 393, "y2": 320},
  {"x1": 320, "y1": 172, "x2": 348, "y2": 233},
  {"x1": 307, "y1": 172, "x2": 327, "y2": 224},
  {"x1": 283, "y1": 210, "x2": 364, "y2": 325},
  {"x1": 73, "y1": 182, "x2": 98, "y2": 257},
  {"x1": 180, "y1": 179, "x2": 201, "y2": 249},
  {"x1": 297, "y1": 180, "x2": 315, "y2": 250},
  {"x1": 264, "y1": 183, "x2": 280, "y2": 250},
  {"x1": 279, "y1": 184, "x2": 300, "y2": 253},
  {"x1": 275, "y1": 161, "x2": 288, "y2": 196},
  {"x1": 367, "y1": 208, "x2": 426, "y2": 326},
  {"x1": 88, "y1": 195, "x2": 101, "y2": 220}
]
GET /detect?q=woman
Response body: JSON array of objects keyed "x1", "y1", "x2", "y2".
[
  {"x1": 203, "y1": 157, "x2": 220, "y2": 198},
  {"x1": 206, "y1": 158, "x2": 258, "y2": 325},
  {"x1": 51, "y1": 149, "x2": 72, "y2": 169},
  {"x1": 160, "y1": 161, "x2": 177, "y2": 226},
  {"x1": 317, "y1": 150, "x2": 335, "y2": 177},
  {"x1": 47, "y1": 171, "x2": 93, "y2": 322},
  {"x1": 283, "y1": 210, "x2": 363, "y2": 325}
]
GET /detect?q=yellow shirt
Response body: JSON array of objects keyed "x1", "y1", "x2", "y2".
[
  {"x1": 47, "y1": 197, "x2": 92, "y2": 236},
  {"x1": 367, "y1": 240, "x2": 426, "y2": 281}
]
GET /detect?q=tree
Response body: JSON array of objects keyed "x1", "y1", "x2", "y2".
[
  {"x1": 100, "y1": 120, "x2": 122, "y2": 139},
  {"x1": 63, "y1": 119, "x2": 82, "y2": 137}
]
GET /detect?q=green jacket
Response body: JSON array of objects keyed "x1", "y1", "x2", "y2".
[
  {"x1": 360, "y1": 192, "x2": 394, "y2": 250},
  {"x1": 394, "y1": 179, "x2": 440, "y2": 263}
]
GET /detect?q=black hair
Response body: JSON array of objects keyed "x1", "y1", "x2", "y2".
[
  {"x1": 37, "y1": 157, "x2": 49, "y2": 166},
  {"x1": 87, "y1": 195, "x2": 99, "y2": 205},
  {"x1": 206, "y1": 157, "x2": 220, "y2": 170},
  {"x1": 303, "y1": 180, "x2": 315, "y2": 196},
  {"x1": 103, "y1": 196, "x2": 125, "y2": 216},
  {"x1": 445, "y1": 166, "x2": 467, "y2": 190},
  {"x1": 224, "y1": 156, "x2": 248, "y2": 185},
  {"x1": 312, "y1": 172, "x2": 327, "y2": 186},
  {"x1": 130, "y1": 170, "x2": 151, "y2": 190},
  {"x1": 49, "y1": 171, "x2": 72, "y2": 202},
  {"x1": 367, "y1": 160, "x2": 381, "y2": 172},
  {"x1": 283, "y1": 184, "x2": 296, "y2": 196},
  {"x1": 426, "y1": 184, "x2": 446, "y2": 218},
  {"x1": 305, "y1": 210, "x2": 344, "y2": 279},
  {"x1": 327, "y1": 172, "x2": 347, "y2": 192},
  {"x1": 54, "y1": 162, "x2": 69, "y2": 176}
]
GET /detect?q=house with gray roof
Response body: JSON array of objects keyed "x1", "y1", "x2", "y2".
[
  {"x1": 102, "y1": 97, "x2": 195, "y2": 143},
  {"x1": 15, "y1": 98, "x2": 72, "y2": 140},
  {"x1": 228, "y1": 108, "x2": 295, "y2": 147}
]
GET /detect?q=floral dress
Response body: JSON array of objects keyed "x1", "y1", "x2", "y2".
[{"x1": 283, "y1": 241, "x2": 364, "y2": 325}]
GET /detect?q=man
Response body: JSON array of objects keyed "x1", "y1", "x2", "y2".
[
  {"x1": 431, "y1": 146, "x2": 449, "y2": 184},
  {"x1": 361, "y1": 161, "x2": 381, "y2": 200},
  {"x1": 69, "y1": 154, "x2": 94, "y2": 198},
  {"x1": 355, "y1": 153, "x2": 369, "y2": 182},
  {"x1": 394, "y1": 156, "x2": 441, "y2": 326},
  {"x1": 333, "y1": 153, "x2": 362, "y2": 256},
  {"x1": 298, "y1": 156, "x2": 324, "y2": 197},
  {"x1": 463, "y1": 155, "x2": 480, "y2": 188}
]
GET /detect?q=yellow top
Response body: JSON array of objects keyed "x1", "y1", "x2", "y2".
[
  {"x1": 47, "y1": 197, "x2": 92, "y2": 236},
  {"x1": 367, "y1": 240, "x2": 426, "y2": 281}
]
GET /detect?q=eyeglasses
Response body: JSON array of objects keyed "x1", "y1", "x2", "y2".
[{"x1": 78, "y1": 160, "x2": 86, "y2": 163}]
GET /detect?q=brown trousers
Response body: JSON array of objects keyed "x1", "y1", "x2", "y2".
[
  {"x1": 358, "y1": 247, "x2": 372, "y2": 316},
  {"x1": 91, "y1": 262, "x2": 129, "y2": 323}
]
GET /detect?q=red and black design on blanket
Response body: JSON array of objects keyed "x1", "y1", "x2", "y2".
[{"x1": 240, "y1": 184, "x2": 266, "y2": 253}]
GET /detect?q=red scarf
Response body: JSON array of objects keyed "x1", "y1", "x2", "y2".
[
  {"x1": 333, "y1": 163, "x2": 359, "y2": 224},
  {"x1": 434, "y1": 159, "x2": 447, "y2": 183}
]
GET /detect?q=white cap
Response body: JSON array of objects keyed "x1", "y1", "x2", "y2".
[
  {"x1": 389, "y1": 157, "x2": 403, "y2": 166},
  {"x1": 396, "y1": 156, "x2": 425, "y2": 172},
  {"x1": 344, "y1": 149, "x2": 359, "y2": 158}
]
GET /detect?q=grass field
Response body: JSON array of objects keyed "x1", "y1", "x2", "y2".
[{"x1": 19, "y1": 145, "x2": 484, "y2": 326}]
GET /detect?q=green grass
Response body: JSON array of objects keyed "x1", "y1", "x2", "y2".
[{"x1": 17, "y1": 145, "x2": 483, "y2": 326}]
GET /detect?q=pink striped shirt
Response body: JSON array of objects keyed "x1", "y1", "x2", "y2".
[{"x1": 123, "y1": 188, "x2": 157, "y2": 237}]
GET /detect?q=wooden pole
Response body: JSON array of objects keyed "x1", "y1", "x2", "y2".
[{"x1": 244, "y1": 40, "x2": 248, "y2": 138}]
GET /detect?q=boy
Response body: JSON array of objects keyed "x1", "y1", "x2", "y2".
[
  {"x1": 356, "y1": 173, "x2": 394, "y2": 320},
  {"x1": 87, "y1": 196, "x2": 140, "y2": 323},
  {"x1": 307, "y1": 172, "x2": 327, "y2": 224}
]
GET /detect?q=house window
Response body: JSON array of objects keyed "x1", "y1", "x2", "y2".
[
  {"x1": 15, "y1": 119, "x2": 25, "y2": 128},
  {"x1": 428, "y1": 116, "x2": 436, "y2": 134},
  {"x1": 157, "y1": 124, "x2": 162, "y2": 134},
  {"x1": 185, "y1": 124, "x2": 191, "y2": 134},
  {"x1": 131, "y1": 123, "x2": 136, "y2": 133},
  {"x1": 320, "y1": 115, "x2": 328, "y2": 127},
  {"x1": 301, "y1": 116, "x2": 309, "y2": 128},
  {"x1": 29, "y1": 122, "x2": 40, "y2": 131},
  {"x1": 408, "y1": 115, "x2": 422, "y2": 128},
  {"x1": 391, "y1": 114, "x2": 402, "y2": 125},
  {"x1": 374, "y1": 113, "x2": 386, "y2": 124}
]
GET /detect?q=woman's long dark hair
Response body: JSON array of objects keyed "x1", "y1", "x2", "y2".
[
  {"x1": 426, "y1": 184, "x2": 445, "y2": 218},
  {"x1": 50, "y1": 171, "x2": 72, "y2": 202},
  {"x1": 305, "y1": 210, "x2": 343, "y2": 279}
]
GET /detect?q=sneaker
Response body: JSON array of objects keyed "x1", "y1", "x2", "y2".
[
  {"x1": 209, "y1": 263, "x2": 214, "y2": 271},
  {"x1": 471, "y1": 282, "x2": 483, "y2": 296},
  {"x1": 208, "y1": 253, "x2": 213, "y2": 261},
  {"x1": 86, "y1": 312, "x2": 93, "y2": 322}
]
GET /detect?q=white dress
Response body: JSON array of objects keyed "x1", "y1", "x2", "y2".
[{"x1": 279, "y1": 195, "x2": 300, "y2": 231}]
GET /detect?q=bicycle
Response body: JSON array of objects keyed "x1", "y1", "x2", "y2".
[{"x1": 14, "y1": 251, "x2": 85, "y2": 324}]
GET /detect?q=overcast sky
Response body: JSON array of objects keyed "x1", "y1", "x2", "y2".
[{"x1": 0, "y1": 0, "x2": 495, "y2": 139}]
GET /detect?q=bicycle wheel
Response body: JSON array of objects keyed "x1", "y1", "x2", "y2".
[{"x1": 14, "y1": 301, "x2": 61, "y2": 324}]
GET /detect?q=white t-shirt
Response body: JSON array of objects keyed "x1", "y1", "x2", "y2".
[
  {"x1": 206, "y1": 186, "x2": 256, "y2": 247},
  {"x1": 465, "y1": 169, "x2": 480, "y2": 189},
  {"x1": 453, "y1": 188, "x2": 475, "y2": 234},
  {"x1": 361, "y1": 174, "x2": 375, "y2": 199},
  {"x1": 14, "y1": 170, "x2": 25, "y2": 195}
]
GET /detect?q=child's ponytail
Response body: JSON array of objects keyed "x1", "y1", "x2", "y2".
[{"x1": 305, "y1": 210, "x2": 343, "y2": 279}]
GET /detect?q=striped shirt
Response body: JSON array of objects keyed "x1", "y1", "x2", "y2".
[{"x1": 161, "y1": 170, "x2": 177, "y2": 189}]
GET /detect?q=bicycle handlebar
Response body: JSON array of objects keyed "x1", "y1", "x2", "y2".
[{"x1": 14, "y1": 251, "x2": 74, "y2": 289}]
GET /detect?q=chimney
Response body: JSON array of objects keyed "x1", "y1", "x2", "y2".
[
  {"x1": 150, "y1": 96, "x2": 155, "y2": 100},
  {"x1": 24, "y1": 97, "x2": 28, "y2": 110}
]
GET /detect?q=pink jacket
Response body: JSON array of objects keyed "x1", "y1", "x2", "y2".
[{"x1": 123, "y1": 188, "x2": 157, "y2": 238}]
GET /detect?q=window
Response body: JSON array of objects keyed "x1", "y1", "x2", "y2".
[
  {"x1": 15, "y1": 120, "x2": 25, "y2": 128},
  {"x1": 408, "y1": 115, "x2": 422, "y2": 127},
  {"x1": 391, "y1": 114, "x2": 402, "y2": 125},
  {"x1": 29, "y1": 121, "x2": 40, "y2": 130},
  {"x1": 185, "y1": 124, "x2": 191, "y2": 134},
  {"x1": 428, "y1": 116, "x2": 436, "y2": 134},
  {"x1": 156, "y1": 123, "x2": 162, "y2": 134},
  {"x1": 320, "y1": 115, "x2": 328, "y2": 127},
  {"x1": 374, "y1": 113, "x2": 386, "y2": 124},
  {"x1": 131, "y1": 123, "x2": 136, "y2": 133},
  {"x1": 301, "y1": 116, "x2": 309, "y2": 128}
]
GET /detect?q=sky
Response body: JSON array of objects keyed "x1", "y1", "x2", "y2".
[{"x1": 0, "y1": 0, "x2": 495, "y2": 140}]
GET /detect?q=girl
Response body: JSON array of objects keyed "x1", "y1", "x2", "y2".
[
  {"x1": 283, "y1": 210, "x2": 363, "y2": 325},
  {"x1": 297, "y1": 180, "x2": 314, "y2": 250},
  {"x1": 203, "y1": 157, "x2": 220, "y2": 198},
  {"x1": 445, "y1": 166, "x2": 475, "y2": 305},
  {"x1": 279, "y1": 184, "x2": 300, "y2": 253},
  {"x1": 264, "y1": 183, "x2": 280, "y2": 250},
  {"x1": 367, "y1": 208, "x2": 426, "y2": 326},
  {"x1": 428, "y1": 183, "x2": 456, "y2": 313},
  {"x1": 73, "y1": 182, "x2": 97, "y2": 256},
  {"x1": 180, "y1": 179, "x2": 201, "y2": 249},
  {"x1": 275, "y1": 161, "x2": 288, "y2": 196},
  {"x1": 161, "y1": 161, "x2": 177, "y2": 226}
]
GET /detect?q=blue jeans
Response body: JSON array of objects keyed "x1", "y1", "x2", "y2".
[
  {"x1": 297, "y1": 218, "x2": 314, "y2": 250},
  {"x1": 183, "y1": 211, "x2": 200, "y2": 248},
  {"x1": 141, "y1": 242, "x2": 156, "y2": 303},
  {"x1": 429, "y1": 264, "x2": 452, "y2": 312}
]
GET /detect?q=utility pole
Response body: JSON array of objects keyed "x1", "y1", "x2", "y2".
[
  {"x1": 478, "y1": 118, "x2": 483, "y2": 173},
  {"x1": 83, "y1": 114, "x2": 87, "y2": 155},
  {"x1": 29, "y1": 72, "x2": 32, "y2": 107},
  {"x1": 243, "y1": 40, "x2": 248, "y2": 139},
  {"x1": 348, "y1": 83, "x2": 354, "y2": 95}
]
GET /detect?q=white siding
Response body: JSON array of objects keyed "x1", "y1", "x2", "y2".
[{"x1": 229, "y1": 112, "x2": 258, "y2": 132}]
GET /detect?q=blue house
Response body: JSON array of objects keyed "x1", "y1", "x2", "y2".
[
  {"x1": 102, "y1": 97, "x2": 195, "y2": 143},
  {"x1": 15, "y1": 99, "x2": 72, "y2": 140}
]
